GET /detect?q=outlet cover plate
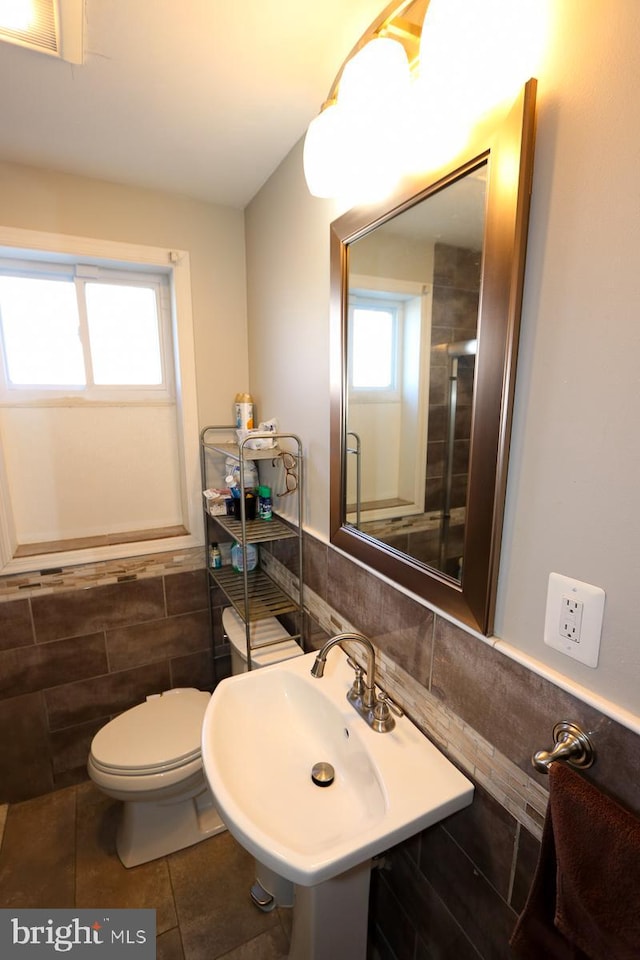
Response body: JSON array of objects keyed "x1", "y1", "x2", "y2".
[{"x1": 544, "y1": 573, "x2": 605, "y2": 667}]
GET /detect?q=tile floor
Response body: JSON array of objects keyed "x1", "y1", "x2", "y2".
[{"x1": 0, "y1": 782, "x2": 291, "y2": 959}]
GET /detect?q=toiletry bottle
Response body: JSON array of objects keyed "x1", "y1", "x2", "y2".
[
  {"x1": 209, "y1": 543, "x2": 222, "y2": 569},
  {"x1": 234, "y1": 392, "x2": 254, "y2": 430},
  {"x1": 231, "y1": 541, "x2": 258, "y2": 572},
  {"x1": 258, "y1": 485, "x2": 272, "y2": 520},
  {"x1": 225, "y1": 459, "x2": 259, "y2": 493}
]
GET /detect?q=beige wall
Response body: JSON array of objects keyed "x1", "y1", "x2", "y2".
[
  {"x1": 0, "y1": 161, "x2": 249, "y2": 427},
  {"x1": 245, "y1": 0, "x2": 640, "y2": 717}
]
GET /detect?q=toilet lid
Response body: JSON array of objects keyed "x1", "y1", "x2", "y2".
[
  {"x1": 91, "y1": 688, "x2": 210, "y2": 773},
  {"x1": 222, "y1": 605, "x2": 291, "y2": 652}
]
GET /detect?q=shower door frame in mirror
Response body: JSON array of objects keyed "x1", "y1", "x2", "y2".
[{"x1": 330, "y1": 79, "x2": 537, "y2": 635}]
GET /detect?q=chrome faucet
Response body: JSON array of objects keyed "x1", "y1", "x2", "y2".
[
  {"x1": 311, "y1": 632, "x2": 377, "y2": 707},
  {"x1": 311, "y1": 632, "x2": 403, "y2": 732}
]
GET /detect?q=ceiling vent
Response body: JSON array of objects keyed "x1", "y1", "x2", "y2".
[{"x1": 0, "y1": 0, "x2": 83, "y2": 64}]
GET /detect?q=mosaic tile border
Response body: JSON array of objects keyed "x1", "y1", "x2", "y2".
[
  {"x1": 0, "y1": 547, "x2": 205, "y2": 602},
  {"x1": 264, "y1": 551, "x2": 548, "y2": 840}
]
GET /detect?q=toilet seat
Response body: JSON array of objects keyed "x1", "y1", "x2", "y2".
[
  {"x1": 90, "y1": 688, "x2": 210, "y2": 776},
  {"x1": 87, "y1": 686, "x2": 226, "y2": 867}
]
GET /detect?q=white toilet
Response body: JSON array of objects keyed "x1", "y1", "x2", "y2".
[
  {"x1": 87, "y1": 687, "x2": 225, "y2": 867},
  {"x1": 87, "y1": 608, "x2": 303, "y2": 869}
]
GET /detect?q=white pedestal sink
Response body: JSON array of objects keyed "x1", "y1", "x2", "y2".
[{"x1": 201, "y1": 646, "x2": 473, "y2": 959}]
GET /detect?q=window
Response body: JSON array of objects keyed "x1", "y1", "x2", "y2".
[
  {"x1": 0, "y1": 262, "x2": 172, "y2": 400},
  {"x1": 348, "y1": 295, "x2": 402, "y2": 401},
  {"x1": 0, "y1": 226, "x2": 201, "y2": 574}
]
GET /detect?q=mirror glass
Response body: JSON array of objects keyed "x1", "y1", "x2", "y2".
[
  {"x1": 345, "y1": 164, "x2": 487, "y2": 582},
  {"x1": 330, "y1": 80, "x2": 537, "y2": 634}
]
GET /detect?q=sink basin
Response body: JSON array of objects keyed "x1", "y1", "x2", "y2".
[{"x1": 202, "y1": 646, "x2": 473, "y2": 887}]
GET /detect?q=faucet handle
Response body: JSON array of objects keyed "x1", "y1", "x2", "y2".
[
  {"x1": 346, "y1": 657, "x2": 365, "y2": 698},
  {"x1": 377, "y1": 691, "x2": 403, "y2": 717},
  {"x1": 374, "y1": 690, "x2": 404, "y2": 717},
  {"x1": 371, "y1": 691, "x2": 404, "y2": 733}
]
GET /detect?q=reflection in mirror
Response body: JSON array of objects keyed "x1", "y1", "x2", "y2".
[
  {"x1": 345, "y1": 165, "x2": 487, "y2": 583},
  {"x1": 330, "y1": 80, "x2": 537, "y2": 635}
]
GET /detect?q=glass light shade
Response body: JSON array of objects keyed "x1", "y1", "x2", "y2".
[
  {"x1": 303, "y1": 37, "x2": 413, "y2": 202},
  {"x1": 404, "y1": 80, "x2": 468, "y2": 175},
  {"x1": 419, "y1": 0, "x2": 548, "y2": 122},
  {"x1": 340, "y1": 96, "x2": 410, "y2": 204},
  {"x1": 303, "y1": 103, "x2": 346, "y2": 199},
  {"x1": 338, "y1": 37, "x2": 411, "y2": 112},
  {"x1": 338, "y1": 38, "x2": 412, "y2": 202}
]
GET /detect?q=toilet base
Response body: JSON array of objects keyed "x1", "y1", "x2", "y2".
[{"x1": 116, "y1": 782, "x2": 226, "y2": 868}]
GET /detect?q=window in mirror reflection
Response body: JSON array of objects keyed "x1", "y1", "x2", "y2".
[
  {"x1": 346, "y1": 277, "x2": 429, "y2": 530},
  {"x1": 349, "y1": 299, "x2": 400, "y2": 395},
  {"x1": 344, "y1": 163, "x2": 487, "y2": 584}
]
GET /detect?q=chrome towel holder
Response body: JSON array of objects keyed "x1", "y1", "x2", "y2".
[{"x1": 532, "y1": 721, "x2": 595, "y2": 774}]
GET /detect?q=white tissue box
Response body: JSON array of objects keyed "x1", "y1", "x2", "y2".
[
  {"x1": 235, "y1": 429, "x2": 276, "y2": 450},
  {"x1": 203, "y1": 488, "x2": 229, "y2": 516}
]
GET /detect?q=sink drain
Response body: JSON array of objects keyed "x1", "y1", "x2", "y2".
[{"x1": 311, "y1": 761, "x2": 335, "y2": 787}]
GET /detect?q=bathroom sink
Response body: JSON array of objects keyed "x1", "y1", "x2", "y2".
[{"x1": 201, "y1": 647, "x2": 473, "y2": 886}]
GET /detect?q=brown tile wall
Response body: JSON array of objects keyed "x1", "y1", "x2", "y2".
[
  {"x1": 3, "y1": 533, "x2": 639, "y2": 959},
  {"x1": 298, "y1": 532, "x2": 640, "y2": 960},
  {"x1": 0, "y1": 567, "x2": 219, "y2": 803}
]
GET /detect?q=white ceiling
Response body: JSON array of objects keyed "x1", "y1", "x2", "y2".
[{"x1": 0, "y1": 0, "x2": 387, "y2": 208}]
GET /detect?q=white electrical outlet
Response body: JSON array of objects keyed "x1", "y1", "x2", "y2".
[
  {"x1": 559, "y1": 595, "x2": 583, "y2": 640},
  {"x1": 544, "y1": 573, "x2": 605, "y2": 667}
]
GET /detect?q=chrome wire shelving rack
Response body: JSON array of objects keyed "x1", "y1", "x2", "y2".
[{"x1": 199, "y1": 426, "x2": 304, "y2": 670}]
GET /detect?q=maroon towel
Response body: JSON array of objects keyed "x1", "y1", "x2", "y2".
[
  {"x1": 510, "y1": 774, "x2": 587, "y2": 960},
  {"x1": 511, "y1": 764, "x2": 640, "y2": 960}
]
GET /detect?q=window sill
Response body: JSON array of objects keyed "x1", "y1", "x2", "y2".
[
  {"x1": 14, "y1": 525, "x2": 189, "y2": 558},
  {"x1": 2, "y1": 529, "x2": 202, "y2": 577}
]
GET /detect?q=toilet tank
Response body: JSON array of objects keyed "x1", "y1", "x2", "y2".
[{"x1": 221, "y1": 606, "x2": 303, "y2": 673}]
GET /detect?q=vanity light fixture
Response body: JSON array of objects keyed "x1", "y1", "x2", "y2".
[
  {"x1": 303, "y1": 0, "x2": 424, "y2": 201},
  {"x1": 303, "y1": 35, "x2": 415, "y2": 200},
  {"x1": 303, "y1": 0, "x2": 549, "y2": 201},
  {"x1": 0, "y1": 0, "x2": 84, "y2": 64}
]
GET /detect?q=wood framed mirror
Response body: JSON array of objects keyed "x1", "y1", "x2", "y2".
[{"x1": 330, "y1": 79, "x2": 537, "y2": 634}]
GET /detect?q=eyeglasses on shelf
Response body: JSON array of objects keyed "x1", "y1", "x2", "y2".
[{"x1": 273, "y1": 452, "x2": 298, "y2": 497}]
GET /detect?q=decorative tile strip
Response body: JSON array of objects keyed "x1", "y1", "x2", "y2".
[{"x1": 0, "y1": 547, "x2": 205, "y2": 601}]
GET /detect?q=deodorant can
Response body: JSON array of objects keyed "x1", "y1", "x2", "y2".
[
  {"x1": 258, "y1": 485, "x2": 272, "y2": 520},
  {"x1": 234, "y1": 392, "x2": 254, "y2": 430}
]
